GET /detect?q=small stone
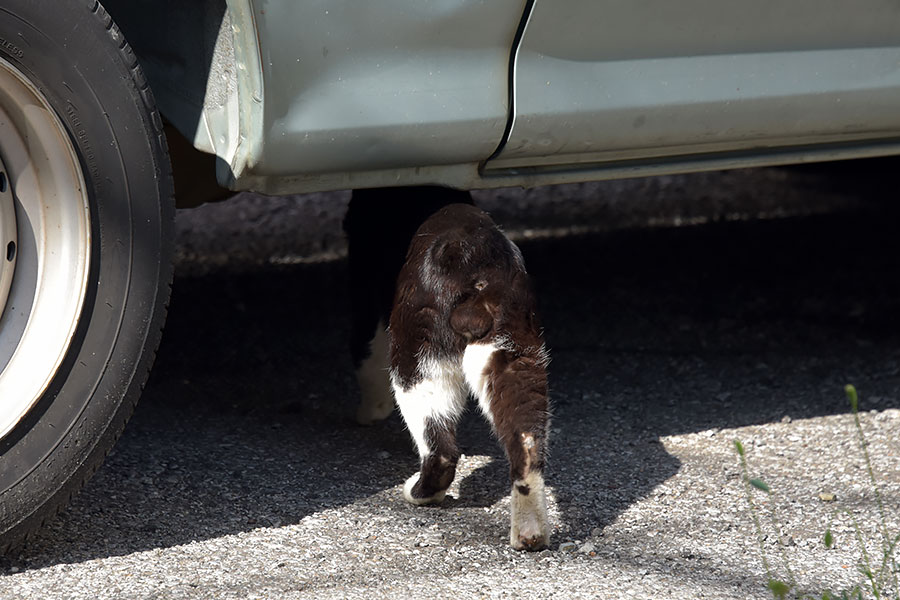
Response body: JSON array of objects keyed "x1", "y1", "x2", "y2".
[
  {"x1": 377, "y1": 451, "x2": 390, "y2": 460},
  {"x1": 579, "y1": 542, "x2": 596, "y2": 554},
  {"x1": 9, "y1": 566, "x2": 19, "y2": 573},
  {"x1": 779, "y1": 535, "x2": 796, "y2": 547},
  {"x1": 591, "y1": 527, "x2": 603, "y2": 537},
  {"x1": 819, "y1": 492, "x2": 836, "y2": 502},
  {"x1": 781, "y1": 415, "x2": 792, "y2": 423},
  {"x1": 558, "y1": 541, "x2": 577, "y2": 553}
]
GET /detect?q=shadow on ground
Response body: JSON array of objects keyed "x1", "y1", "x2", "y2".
[{"x1": 6, "y1": 182, "x2": 900, "y2": 572}]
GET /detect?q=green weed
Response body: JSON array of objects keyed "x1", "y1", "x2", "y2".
[{"x1": 734, "y1": 385, "x2": 899, "y2": 599}]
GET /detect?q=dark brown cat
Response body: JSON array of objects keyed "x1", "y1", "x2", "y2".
[{"x1": 345, "y1": 189, "x2": 551, "y2": 550}]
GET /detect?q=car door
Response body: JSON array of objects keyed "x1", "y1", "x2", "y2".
[
  {"x1": 486, "y1": 0, "x2": 900, "y2": 172},
  {"x1": 248, "y1": 0, "x2": 527, "y2": 184}
]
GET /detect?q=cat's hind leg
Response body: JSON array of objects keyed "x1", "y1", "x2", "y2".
[
  {"x1": 391, "y1": 360, "x2": 467, "y2": 505},
  {"x1": 464, "y1": 341, "x2": 551, "y2": 551}
]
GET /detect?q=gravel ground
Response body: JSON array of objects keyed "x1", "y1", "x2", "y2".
[{"x1": 2, "y1": 163, "x2": 900, "y2": 599}]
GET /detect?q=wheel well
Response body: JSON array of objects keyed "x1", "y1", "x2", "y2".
[{"x1": 102, "y1": 0, "x2": 237, "y2": 206}]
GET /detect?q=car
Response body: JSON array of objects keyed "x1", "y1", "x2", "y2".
[{"x1": 2, "y1": 0, "x2": 899, "y2": 550}]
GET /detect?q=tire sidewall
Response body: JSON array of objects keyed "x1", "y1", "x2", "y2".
[{"x1": 0, "y1": 0, "x2": 172, "y2": 544}]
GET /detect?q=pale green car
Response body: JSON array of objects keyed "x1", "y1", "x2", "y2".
[{"x1": 1, "y1": 0, "x2": 899, "y2": 548}]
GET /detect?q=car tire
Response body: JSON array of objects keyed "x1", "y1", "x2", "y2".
[{"x1": 0, "y1": 0, "x2": 174, "y2": 551}]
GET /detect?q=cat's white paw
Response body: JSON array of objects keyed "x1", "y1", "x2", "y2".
[
  {"x1": 402, "y1": 472, "x2": 447, "y2": 505},
  {"x1": 355, "y1": 386, "x2": 394, "y2": 425},
  {"x1": 509, "y1": 471, "x2": 549, "y2": 551},
  {"x1": 354, "y1": 325, "x2": 395, "y2": 425}
]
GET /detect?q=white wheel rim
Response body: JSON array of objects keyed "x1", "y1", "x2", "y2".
[{"x1": 0, "y1": 57, "x2": 91, "y2": 441}]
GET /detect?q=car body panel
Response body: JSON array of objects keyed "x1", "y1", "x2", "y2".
[
  {"x1": 104, "y1": 0, "x2": 900, "y2": 194},
  {"x1": 488, "y1": 0, "x2": 900, "y2": 170},
  {"x1": 240, "y1": 0, "x2": 524, "y2": 180}
]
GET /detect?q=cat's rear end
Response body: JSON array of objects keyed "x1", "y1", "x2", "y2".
[{"x1": 388, "y1": 203, "x2": 551, "y2": 551}]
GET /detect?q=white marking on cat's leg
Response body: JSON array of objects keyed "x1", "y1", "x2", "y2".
[
  {"x1": 462, "y1": 342, "x2": 499, "y2": 426},
  {"x1": 391, "y1": 358, "x2": 466, "y2": 456},
  {"x1": 510, "y1": 469, "x2": 550, "y2": 551},
  {"x1": 391, "y1": 359, "x2": 466, "y2": 504},
  {"x1": 355, "y1": 322, "x2": 394, "y2": 425}
]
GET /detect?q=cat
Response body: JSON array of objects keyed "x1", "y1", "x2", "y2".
[{"x1": 344, "y1": 187, "x2": 551, "y2": 550}]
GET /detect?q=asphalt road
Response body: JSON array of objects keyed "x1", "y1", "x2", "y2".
[{"x1": 3, "y1": 164, "x2": 900, "y2": 599}]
